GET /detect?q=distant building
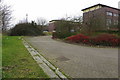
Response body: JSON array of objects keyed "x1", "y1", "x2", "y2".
[
  {"x1": 82, "y1": 4, "x2": 120, "y2": 30},
  {"x1": 48, "y1": 20, "x2": 81, "y2": 32},
  {"x1": 48, "y1": 20, "x2": 57, "y2": 32}
]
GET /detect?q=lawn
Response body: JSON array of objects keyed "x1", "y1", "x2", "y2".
[
  {"x1": 2, "y1": 36, "x2": 48, "y2": 78},
  {"x1": 0, "y1": 34, "x2": 2, "y2": 79}
]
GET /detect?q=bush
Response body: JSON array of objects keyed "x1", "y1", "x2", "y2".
[
  {"x1": 66, "y1": 34, "x2": 89, "y2": 44},
  {"x1": 10, "y1": 23, "x2": 43, "y2": 36},
  {"x1": 90, "y1": 34, "x2": 119, "y2": 46},
  {"x1": 43, "y1": 32, "x2": 52, "y2": 36},
  {"x1": 66, "y1": 33, "x2": 119, "y2": 47},
  {"x1": 52, "y1": 32, "x2": 77, "y2": 39}
]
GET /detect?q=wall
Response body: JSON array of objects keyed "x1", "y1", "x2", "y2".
[
  {"x1": 48, "y1": 22, "x2": 56, "y2": 32},
  {"x1": 83, "y1": 6, "x2": 119, "y2": 30}
]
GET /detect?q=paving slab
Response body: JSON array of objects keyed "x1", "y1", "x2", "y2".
[{"x1": 24, "y1": 36, "x2": 118, "y2": 78}]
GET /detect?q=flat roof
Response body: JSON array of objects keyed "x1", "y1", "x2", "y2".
[
  {"x1": 49, "y1": 20, "x2": 80, "y2": 24},
  {"x1": 49, "y1": 20, "x2": 61, "y2": 22},
  {"x1": 81, "y1": 4, "x2": 120, "y2": 11}
]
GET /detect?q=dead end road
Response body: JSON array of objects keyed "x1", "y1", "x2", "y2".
[{"x1": 24, "y1": 36, "x2": 118, "y2": 78}]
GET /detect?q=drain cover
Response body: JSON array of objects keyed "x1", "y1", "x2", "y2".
[{"x1": 56, "y1": 56, "x2": 70, "y2": 61}]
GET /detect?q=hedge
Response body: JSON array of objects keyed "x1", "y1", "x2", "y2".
[{"x1": 66, "y1": 33, "x2": 120, "y2": 47}]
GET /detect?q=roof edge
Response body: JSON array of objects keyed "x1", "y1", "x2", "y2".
[{"x1": 81, "y1": 4, "x2": 120, "y2": 11}]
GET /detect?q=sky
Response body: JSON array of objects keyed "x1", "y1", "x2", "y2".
[{"x1": 3, "y1": 0, "x2": 120, "y2": 26}]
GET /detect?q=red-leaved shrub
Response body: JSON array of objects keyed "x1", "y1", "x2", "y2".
[
  {"x1": 66, "y1": 34, "x2": 90, "y2": 44},
  {"x1": 90, "y1": 34, "x2": 119, "y2": 46},
  {"x1": 66, "y1": 33, "x2": 119, "y2": 47}
]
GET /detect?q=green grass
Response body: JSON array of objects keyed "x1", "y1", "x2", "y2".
[
  {"x1": 43, "y1": 32, "x2": 52, "y2": 36},
  {"x1": 0, "y1": 34, "x2": 2, "y2": 79},
  {"x1": 2, "y1": 36, "x2": 49, "y2": 78}
]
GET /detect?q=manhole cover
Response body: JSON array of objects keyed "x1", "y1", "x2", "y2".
[{"x1": 56, "y1": 56, "x2": 70, "y2": 61}]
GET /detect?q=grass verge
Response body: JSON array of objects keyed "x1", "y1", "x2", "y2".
[
  {"x1": 0, "y1": 34, "x2": 2, "y2": 79},
  {"x1": 2, "y1": 36, "x2": 49, "y2": 78}
]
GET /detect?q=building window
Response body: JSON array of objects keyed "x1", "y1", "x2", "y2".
[
  {"x1": 106, "y1": 11, "x2": 113, "y2": 16},
  {"x1": 106, "y1": 19, "x2": 112, "y2": 26},
  {"x1": 113, "y1": 13, "x2": 118, "y2": 17},
  {"x1": 113, "y1": 20, "x2": 118, "y2": 25}
]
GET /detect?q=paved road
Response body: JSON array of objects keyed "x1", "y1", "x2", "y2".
[{"x1": 25, "y1": 36, "x2": 118, "y2": 78}]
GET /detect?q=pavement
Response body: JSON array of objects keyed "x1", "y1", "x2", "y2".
[
  {"x1": 25, "y1": 36, "x2": 118, "y2": 78},
  {"x1": 23, "y1": 39, "x2": 67, "y2": 78}
]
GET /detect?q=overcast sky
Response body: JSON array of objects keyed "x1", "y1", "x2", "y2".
[{"x1": 3, "y1": 0, "x2": 120, "y2": 25}]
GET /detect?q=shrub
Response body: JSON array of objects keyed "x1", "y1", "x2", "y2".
[
  {"x1": 43, "y1": 32, "x2": 52, "y2": 36},
  {"x1": 66, "y1": 34, "x2": 89, "y2": 44},
  {"x1": 66, "y1": 33, "x2": 119, "y2": 47},
  {"x1": 90, "y1": 34, "x2": 119, "y2": 46},
  {"x1": 52, "y1": 32, "x2": 77, "y2": 39},
  {"x1": 10, "y1": 23, "x2": 43, "y2": 36}
]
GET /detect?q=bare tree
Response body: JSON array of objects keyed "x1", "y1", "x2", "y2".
[
  {"x1": 36, "y1": 18, "x2": 47, "y2": 26},
  {"x1": 0, "y1": 0, "x2": 3, "y2": 31},
  {"x1": 36, "y1": 18, "x2": 47, "y2": 31},
  {"x1": 60, "y1": 16, "x2": 83, "y2": 32},
  {"x1": 55, "y1": 16, "x2": 82, "y2": 33},
  {"x1": 71, "y1": 16, "x2": 83, "y2": 23},
  {"x1": 0, "y1": 0, "x2": 12, "y2": 31},
  {"x1": 70, "y1": 16, "x2": 83, "y2": 32},
  {"x1": 82, "y1": 13, "x2": 106, "y2": 35}
]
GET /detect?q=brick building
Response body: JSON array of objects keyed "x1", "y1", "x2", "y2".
[
  {"x1": 48, "y1": 20, "x2": 57, "y2": 32},
  {"x1": 48, "y1": 20, "x2": 81, "y2": 32},
  {"x1": 82, "y1": 4, "x2": 120, "y2": 30}
]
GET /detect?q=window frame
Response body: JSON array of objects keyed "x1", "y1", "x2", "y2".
[
  {"x1": 106, "y1": 11, "x2": 113, "y2": 16},
  {"x1": 106, "y1": 18, "x2": 112, "y2": 26},
  {"x1": 113, "y1": 13, "x2": 118, "y2": 17}
]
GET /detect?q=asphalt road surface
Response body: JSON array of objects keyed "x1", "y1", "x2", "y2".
[{"x1": 25, "y1": 36, "x2": 118, "y2": 78}]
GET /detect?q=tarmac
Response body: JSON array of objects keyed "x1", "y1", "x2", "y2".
[{"x1": 25, "y1": 36, "x2": 118, "y2": 78}]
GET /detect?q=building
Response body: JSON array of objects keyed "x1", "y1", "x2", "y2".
[
  {"x1": 48, "y1": 20, "x2": 57, "y2": 32},
  {"x1": 82, "y1": 4, "x2": 120, "y2": 30},
  {"x1": 48, "y1": 20, "x2": 81, "y2": 32}
]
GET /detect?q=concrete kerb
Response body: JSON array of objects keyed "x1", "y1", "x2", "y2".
[{"x1": 22, "y1": 39, "x2": 67, "y2": 79}]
